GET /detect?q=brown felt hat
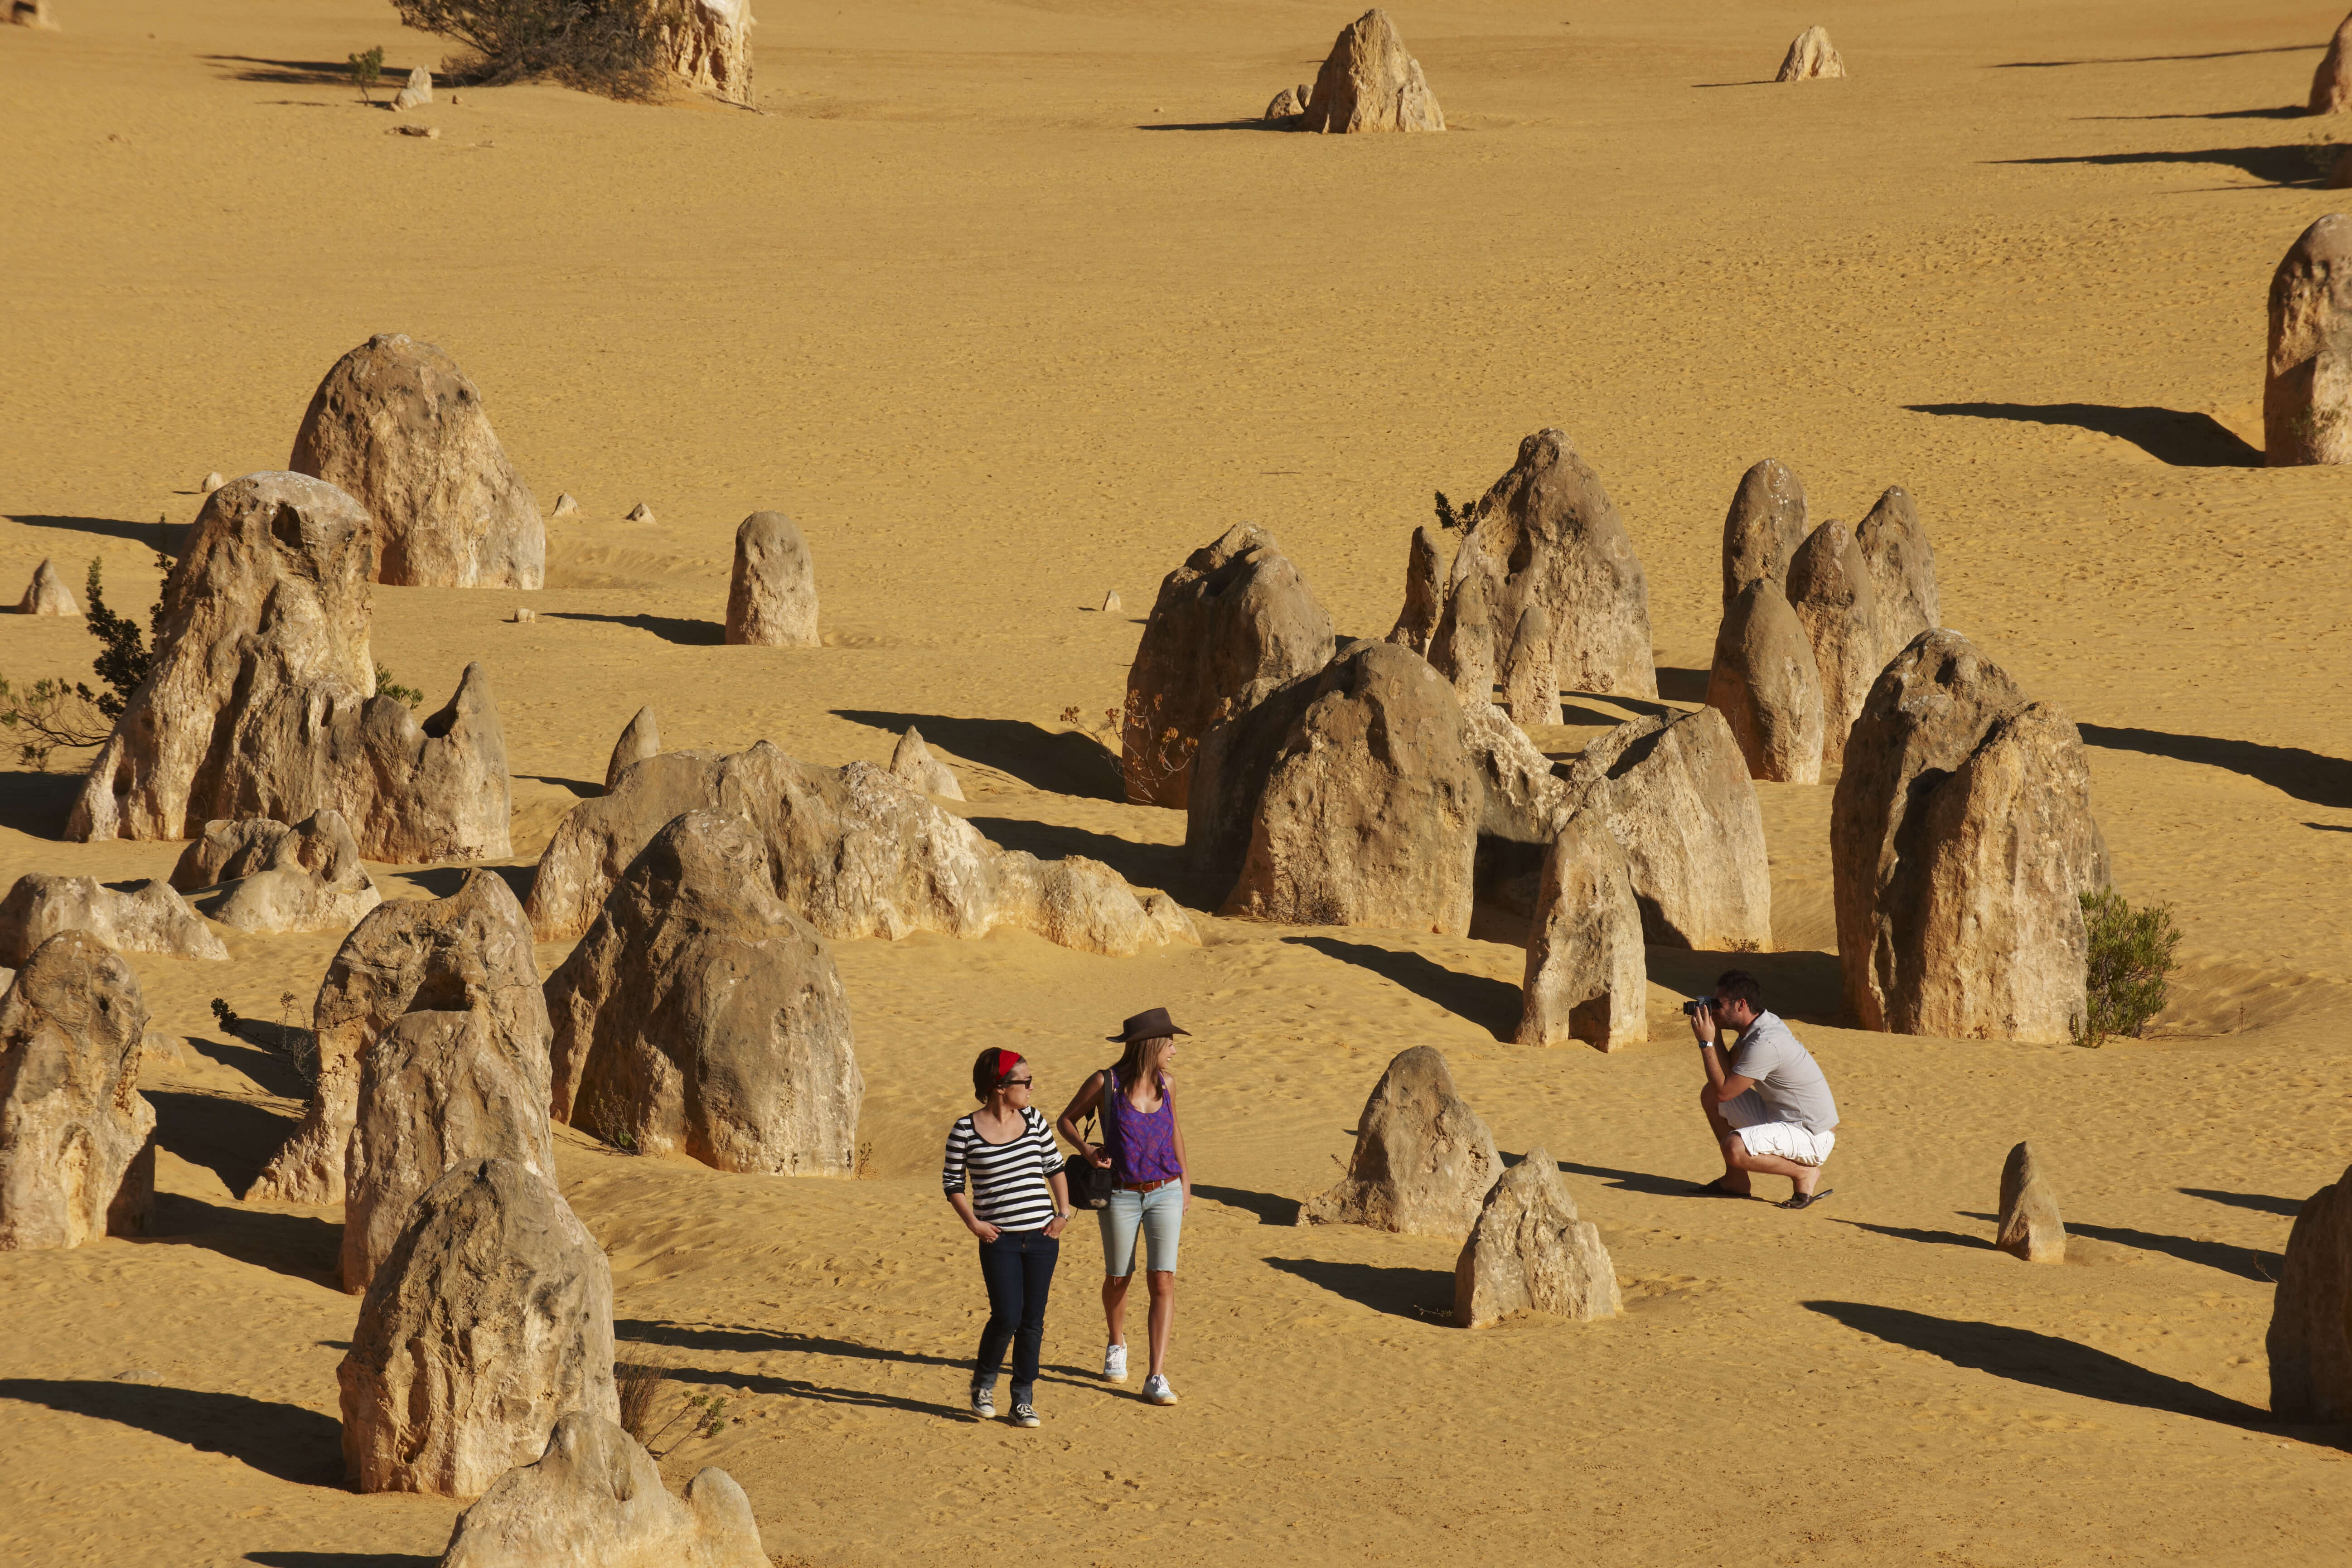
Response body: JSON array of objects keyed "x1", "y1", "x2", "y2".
[{"x1": 1106, "y1": 1007, "x2": 1190, "y2": 1044}]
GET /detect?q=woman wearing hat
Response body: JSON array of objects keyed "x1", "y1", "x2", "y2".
[
  {"x1": 943, "y1": 1046, "x2": 1072, "y2": 1427},
  {"x1": 1056, "y1": 1007, "x2": 1191, "y2": 1407}
]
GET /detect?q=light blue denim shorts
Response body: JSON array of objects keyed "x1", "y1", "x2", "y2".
[{"x1": 1098, "y1": 1183, "x2": 1182, "y2": 1277}]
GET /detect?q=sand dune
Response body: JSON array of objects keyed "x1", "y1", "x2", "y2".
[{"x1": 5, "y1": 0, "x2": 2352, "y2": 1562}]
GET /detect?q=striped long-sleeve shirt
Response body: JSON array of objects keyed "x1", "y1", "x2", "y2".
[{"x1": 941, "y1": 1107, "x2": 1063, "y2": 1230}]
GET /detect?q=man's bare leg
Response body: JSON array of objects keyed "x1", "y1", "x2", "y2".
[
  {"x1": 1719, "y1": 1131, "x2": 1823, "y2": 1200},
  {"x1": 1699, "y1": 1089, "x2": 1750, "y2": 1193}
]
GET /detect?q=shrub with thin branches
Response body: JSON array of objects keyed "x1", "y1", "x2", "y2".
[
  {"x1": 2076, "y1": 888, "x2": 2181, "y2": 1047},
  {"x1": 392, "y1": 0, "x2": 664, "y2": 99}
]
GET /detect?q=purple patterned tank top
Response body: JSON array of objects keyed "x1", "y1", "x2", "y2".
[{"x1": 1106, "y1": 1068, "x2": 1182, "y2": 1185}]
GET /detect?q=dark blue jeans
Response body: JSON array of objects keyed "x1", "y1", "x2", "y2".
[{"x1": 974, "y1": 1228, "x2": 1059, "y2": 1403}]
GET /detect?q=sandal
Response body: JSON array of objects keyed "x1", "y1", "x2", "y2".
[
  {"x1": 1692, "y1": 1176, "x2": 1753, "y2": 1198},
  {"x1": 1777, "y1": 1188, "x2": 1833, "y2": 1210}
]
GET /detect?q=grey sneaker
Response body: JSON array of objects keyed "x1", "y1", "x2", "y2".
[
  {"x1": 1143, "y1": 1374, "x2": 1178, "y2": 1406},
  {"x1": 970, "y1": 1386, "x2": 996, "y2": 1420},
  {"x1": 1010, "y1": 1401, "x2": 1041, "y2": 1428}
]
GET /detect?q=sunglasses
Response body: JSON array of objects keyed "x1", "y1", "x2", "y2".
[{"x1": 1000, "y1": 1077, "x2": 1034, "y2": 1089}]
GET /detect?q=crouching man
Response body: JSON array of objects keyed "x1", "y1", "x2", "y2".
[{"x1": 1690, "y1": 968, "x2": 1839, "y2": 1210}]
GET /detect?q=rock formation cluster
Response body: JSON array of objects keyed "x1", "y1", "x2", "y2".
[
  {"x1": 437, "y1": 1412, "x2": 767, "y2": 1566},
  {"x1": 68, "y1": 472, "x2": 513, "y2": 863},
  {"x1": 290, "y1": 334, "x2": 545, "y2": 589},
  {"x1": 170, "y1": 810, "x2": 382, "y2": 935},
  {"x1": 0, "y1": 875, "x2": 225, "y2": 966}
]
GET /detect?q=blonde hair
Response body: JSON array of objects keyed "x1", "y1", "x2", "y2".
[{"x1": 1113, "y1": 1034, "x2": 1173, "y2": 1096}]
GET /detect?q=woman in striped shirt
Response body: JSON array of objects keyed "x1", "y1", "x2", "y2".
[{"x1": 943, "y1": 1047, "x2": 1071, "y2": 1428}]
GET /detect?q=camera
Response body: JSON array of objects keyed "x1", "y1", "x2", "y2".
[{"x1": 1681, "y1": 996, "x2": 1715, "y2": 1016}]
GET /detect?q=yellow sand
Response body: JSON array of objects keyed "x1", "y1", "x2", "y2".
[{"x1": 5, "y1": 0, "x2": 2352, "y2": 1562}]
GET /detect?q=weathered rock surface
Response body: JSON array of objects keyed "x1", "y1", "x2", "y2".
[
  {"x1": 1458, "y1": 701, "x2": 1573, "y2": 844},
  {"x1": 2270, "y1": 1162, "x2": 2352, "y2": 1421},
  {"x1": 551, "y1": 492, "x2": 579, "y2": 517},
  {"x1": 0, "y1": 875, "x2": 226, "y2": 966},
  {"x1": 1776, "y1": 25, "x2": 1845, "y2": 80},
  {"x1": 1501, "y1": 606, "x2": 1563, "y2": 726},
  {"x1": 1427, "y1": 557, "x2": 1499, "y2": 707},
  {"x1": 1385, "y1": 524, "x2": 1445, "y2": 654},
  {"x1": 889, "y1": 725, "x2": 964, "y2": 800},
  {"x1": 1123, "y1": 524, "x2": 1334, "y2": 807},
  {"x1": 1304, "y1": 1045, "x2": 1499, "y2": 1235},
  {"x1": 1101, "y1": 589, "x2": 1121, "y2": 613},
  {"x1": 651, "y1": 0, "x2": 754, "y2": 106},
  {"x1": 604, "y1": 707, "x2": 659, "y2": 793},
  {"x1": 2267, "y1": 213, "x2": 2352, "y2": 466},
  {"x1": 1265, "y1": 85, "x2": 1305, "y2": 120},
  {"x1": 171, "y1": 809, "x2": 382, "y2": 935},
  {"x1": 339, "y1": 1157, "x2": 617, "y2": 1497},
  {"x1": 1830, "y1": 630, "x2": 2107, "y2": 1040},
  {"x1": 437, "y1": 1411, "x2": 766, "y2": 1568},
  {"x1": 343, "y1": 1006, "x2": 557, "y2": 1294},
  {"x1": 1300, "y1": 9, "x2": 1443, "y2": 133},
  {"x1": 290, "y1": 334, "x2": 544, "y2": 590},
  {"x1": 526, "y1": 744, "x2": 1197, "y2": 959},
  {"x1": 546, "y1": 811, "x2": 861, "y2": 1174},
  {"x1": 1785, "y1": 519, "x2": 1881, "y2": 766},
  {"x1": 67, "y1": 473, "x2": 512, "y2": 861},
  {"x1": 1559, "y1": 706, "x2": 1771, "y2": 950},
  {"x1": 252, "y1": 870, "x2": 549, "y2": 1205},
  {"x1": 1994, "y1": 1140, "x2": 2065, "y2": 1263},
  {"x1": 391, "y1": 66, "x2": 431, "y2": 111},
  {"x1": 0, "y1": 933, "x2": 155, "y2": 1249},
  {"x1": 1720, "y1": 459, "x2": 1809, "y2": 606},
  {"x1": 1223, "y1": 643, "x2": 1480, "y2": 933},
  {"x1": 1854, "y1": 485, "x2": 1939, "y2": 653},
  {"x1": 15, "y1": 558, "x2": 75, "y2": 615},
  {"x1": 8, "y1": 0, "x2": 58, "y2": 28},
  {"x1": 1517, "y1": 817, "x2": 1645, "y2": 1050},
  {"x1": 723, "y1": 511, "x2": 819, "y2": 648},
  {"x1": 625, "y1": 502, "x2": 654, "y2": 523},
  {"x1": 200, "y1": 471, "x2": 226, "y2": 493},
  {"x1": 1452, "y1": 1148, "x2": 1621, "y2": 1327},
  {"x1": 1707, "y1": 580, "x2": 1825, "y2": 785},
  {"x1": 1452, "y1": 430, "x2": 1656, "y2": 699},
  {"x1": 2314, "y1": 14, "x2": 2352, "y2": 115}
]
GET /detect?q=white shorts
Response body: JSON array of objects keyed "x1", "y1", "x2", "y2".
[{"x1": 1722, "y1": 1090, "x2": 1836, "y2": 1166}]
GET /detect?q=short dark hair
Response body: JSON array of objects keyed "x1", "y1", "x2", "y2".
[{"x1": 1714, "y1": 969, "x2": 1764, "y2": 1008}]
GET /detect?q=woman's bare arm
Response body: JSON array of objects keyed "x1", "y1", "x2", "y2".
[{"x1": 1056, "y1": 1071, "x2": 1109, "y2": 1166}]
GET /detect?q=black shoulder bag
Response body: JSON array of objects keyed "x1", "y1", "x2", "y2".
[{"x1": 1062, "y1": 1067, "x2": 1121, "y2": 1210}]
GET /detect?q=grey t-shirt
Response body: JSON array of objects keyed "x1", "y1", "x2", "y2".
[{"x1": 1727, "y1": 1011, "x2": 1839, "y2": 1132}]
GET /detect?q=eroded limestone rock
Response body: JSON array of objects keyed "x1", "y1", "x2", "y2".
[
  {"x1": 437, "y1": 1411, "x2": 766, "y2": 1568},
  {"x1": 0, "y1": 875, "x2": 225, "y2": 966},
  {"x1": 1854, "y1": 485, "x2": 1938, "y2": 653},
  {"x1": 1561, "y1": 707, "x2": 1771, "y2": 950},
  {"x1": 252, "y1": 870, "x2": 548, "y2": 1205},
  {"x1": 1830, "y1": 630, "x2": 2107, "y2": 1040},
  {"x1": 1385, "y1": 524, "x2": 1445, "y2": 655},
  {"x1": 339, "y1": 1158, "x2": 616, "y2": 1497},
  {"x1": 290, "y1": 334, "x2": 544, "y2": 589},
  {"x1": 546, "y1": 811, "x2": 861, "y2": 1174},
  {"x1": 723, "y1": 511, "x2": 819, "y2": 648},
  {"x1": 1516, "y1": 817, "x2": 1645, "y2": 1051},
  {"x1": 15, "y1": 558, "x2": 75, "y2": 615},
  {"x1": 1452, "y1": 1148, "x2": 1621, "y2": 1327},
  {"x1": 391, "y1": 66, "x2": 431, "y2": 111},
  {"x1": 342, "y1": 1006, "x2": 557, "y2": 1294},
  {"x1": 1304, "y1": 1045, "x2": 1499, "y2": 1236},
  {"x1": 889, "y1": 726, "x2": 964, "y2": 800},
  {"x1": 2314, "y1": 14, "x2": 2352, "y2": 115},
  {"x1": 1501, "y1": 606, "x2": 1563, "y2": 726},
  {"x1": 605, "y1": 707, "x2": 659, "y2": 794},
  {"x1": 1300, "y1": 9, "x2": 1443, "y2": 132},
  {"x1": 1776, "y1": 25, "x2": 1845, "y2": 81},
  {"x1": 2267, "y1": 213, "x2": 2352, "y2": 466},
  {"x1": 2270, "y1": 1162, "x2": 2352, "y2": 1421},
  {"x1": 171, "y1": 810, "x2": 382, "y2": 935},
  {"x1": 1706, "y1": 579, "x2": 1825, "y2": 785},
  {"x1": 1427, "y1": 556, "x2": 1499, "y2": 707},
  {"x1": 1785, "y1": 519, "x2": 1881, "y2": 767},
  {"x1": 0, "y1": 934, "x2": 155, "y2": 1249},
  {"x1": 1995, "y1": 1140, "x2": 2065, "y2": 1263},
  {"x1": 1720, "y1": 459, "x2": 1808, "y2": 606},
  {"x1": 651, "y1": 0, "x2": 753, "y2": 106}
]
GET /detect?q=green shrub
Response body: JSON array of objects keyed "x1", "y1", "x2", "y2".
[
  {"x1": 348, "y1": 44, "x2": 385, "y2": 103},
  {"x1": 1433, "y1": 490, "x2": 1476, "y2": 531},
  {"x1": 0, "y1": 545, "x2": 164, "y2": 769},
  {"x1": 374, "y1": 665, "x2": 426, "y2": 708},
  {"x1": 391, "y1": 0, "x2": 663, "y2": 99},
  {"x1": 2076, "y1": 888, "x2": 2181, "y2": 1046}
]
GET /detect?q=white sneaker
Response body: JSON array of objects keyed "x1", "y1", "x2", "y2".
[
  {"x1": 970, "y1": 1386, "x2": 996, "y2": 1420},
  {"x1": 1010, "y1": 1402, "x2": 1041, "y2": 1428},
  {"x1": 1143, "y1": 1374, "x2": 1178, "y2": 1406},
  {"x1": 1103, "y1": 1343, "x2": 1128, "y2": 1383}
]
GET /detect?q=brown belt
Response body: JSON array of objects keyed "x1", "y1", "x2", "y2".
[{"x1": 1120, "y1": 1178, "x2": 1177, "y2": 1194}]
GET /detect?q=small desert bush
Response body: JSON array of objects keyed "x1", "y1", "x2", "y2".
[
  {"x1": 392, "y1": 0, "x2": 664, "y2": 99},
  {"x1": 348, "y1": 44, "x2": 385, "y2": 102},
  {"x1": 615, "y1": 1353, "x2": 670, "y2": 1444},
  {"x1": 2076, "y1": 888, "x2": 2181, "y2": 1047},
  {"x1": 374, "y1": 665, "x2": 426, "y2": 708}
]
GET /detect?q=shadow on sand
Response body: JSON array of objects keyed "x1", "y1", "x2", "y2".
[
  {"x1": 247, "y1": 1553, "x2": 437, "y2": 1567},
  {"x1": 1284, "y1": 936, "x2": 1521, "y2": 1041},
  {"x1": 0, "y1": 1379, "x2": 344, "y2": 1484},
  {"x1": 544, "y1": 611, "x2": 724, "y2": 646},
  {"x1": 966, "y1": 815, "x2": 1194, "y2": 898},
  {"x1": 1264, "y1": 1257, "x2": 1452, "y2": 1321},
  {"x1": 1991, "y1": 145, "x2": 2322, "y2": 185},
  {"x1": 1834, "y1": 1218, "x2": 1995, "y2": 1251},
  {"x1": 2, "y1": 514, "x2": 184, "y2": 554},
  {"x1": 0, "y1": 770, "x2": 86, "y2": 841},
  {"x1": 1990, "y1": 45, "x2": 2316, "y2": 69},
  {"x1": 2181, "y1": 1186, "x2": 2307, "y2": 1218},
  {"x1": 1806, "y1": 1302, "x2": 2266, "y2": 1425},
  {"x1": 2077, "y1": 725, "x2": 2352, "y2": 809},
  {"x1": 399, "y1": 863, "x2": 536, "y2": 903},
  {"x1": 1136, "y1": 118, "x2": 1300, "y2": 132},
  {"x1": 148, "y1": 1090, "x2": 299, "y2": 1200},
  {"x1": 143, "y1": 1194, "x2": 341, "y2": 1286},
  {"x1": 1193, "y1": 1183, "x2": 1302, "y2": 1225},
  {"x1": 1906, "y1": 402, "x2": 2263, "y2": 465},
  {"x1": 832, "y1": 709, "x2": 1124, "y2": 800}
]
